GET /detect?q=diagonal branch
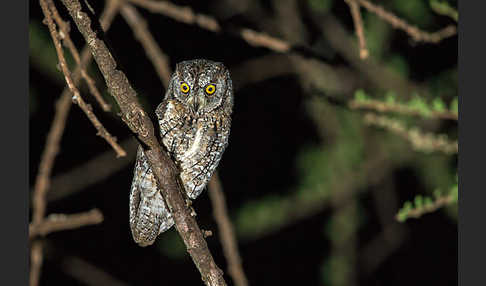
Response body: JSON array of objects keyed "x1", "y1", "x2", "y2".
[
  {"x1": 59, "y1": 0, "x2": 226, "y2": 285},
  {"x1": 29, "y1": 241, "x2": 43, "y2": 286},
  {"x1": 208, "y1": 173, "x2": 249, "y2": 286},
  {"x1": 39, "y1": 0, "x2": 126, "y2": 158},
  {"x1": 128, "y1": 0, "x2": 290, "y2": 53},
  {"x1": 30, "y1": 2, "x2": 120, "y2": 285},
  {"x1": 344, "y1": 0, "x2": 369, "y2": 59},
  {"x1": 47, "y1": 0, "x2": 111, "y2": 112},
  {"x1": 356, "y1": 0, "x2": 456, "y2": 43},
  {"x1": 120, "y1": 4, "x2": 171, "y2": 88}
]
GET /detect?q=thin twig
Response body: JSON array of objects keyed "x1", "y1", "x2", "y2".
[
  {"x1": 345, "y1": 0, "x2": 369, "y2": 59},
  {"x1": 32, "y1": 86, "x2": 72, "y2": 225},
  {"x1": 128, "y1": 0, "x2": 220, "y2": 32},
  {"x1": 208, "y1": 173, "x2": 249, "y2": 286},
  {"x1": 32, "y1": 0, "x2": 120, "y2": 225},
  {"x1": 29, "y1": 209, "x2": 104, "y2": 239},
  {"x1": 120, "y1": 4, "x2": 171, "y2": 88},
  {"x1": 47, "y1": 0, "x2": 111, "y2": 112},
  {"x1": 396, "y1": 194, "x2": 455, "y2": 221},
  {"x1": 128, "y1": 0, "x2": 290, "y2": 53},
  {"x1": 29, "y1": 241, "x2": 43, "y2": 286},
  {"x1": 363, "y1": 113, "x2": 458, "y2": 154},
  {"x1": 40, "y1": 0, "x2": 126, "y2": 158},
  {"x1": 60, "y1": 1, "x2": 226, "y2": 284},
  {"x1": 30, "y1": 2, "x2": 120, "y2": 285},
  {"x1": 356, "y1": 0, "x2": 457, "y2": 43},
  {"x1": 316, "y1": 14, "x2": 425, "y2": 98},
  {"x1": 430, "y1": 0, "x2": 458, "y2": 22},
  {"x1": 349, "y1": 98, "x2": 458, "y2": 120}
]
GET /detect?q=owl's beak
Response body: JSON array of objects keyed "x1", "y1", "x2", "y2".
[{"x1": 191, "y1": 94, "x2": 206, "y2": 113}]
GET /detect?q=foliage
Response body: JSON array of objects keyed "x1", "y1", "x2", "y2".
[
  {"x1": 353, "y1": 89, "x2": 458, "y2": 118},
  {"x1": 396, "y1": 176, "x2": 458, "y2": 222},
  {"x1": 429, "y1": 0, "x2": 458, "y2": 22}
]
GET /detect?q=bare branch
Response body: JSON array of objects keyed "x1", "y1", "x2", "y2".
[
  {"x1": 29, "y1": 209, "x2": 104, "y2": 239},
  {"x1": 32, "y1": 82, "x2": 72, "y2": 225},
  {"x1": 29, "y1": 241, "x2": 43, "y2": 286},
  {"x1": 40, "y1": 0, "x2": 126, "y2": 158},
  {"x1": 344, "y1": 0, "x2": 369, "y2": 59},
  {"x1": 128, "y1": 0, "x2": 220, "y2": 32},
  {"x1": 120, "y1": 4, "x2": 171, "y2": 88},
  {"x1": 59, "y1": 0, "x2": 226, "y2": 284},
  {"x1": 208, "y1": 173, "x2": 249, "y2": 286},
  {"x1": 32, "y1": 0, "x2": 120, "y2": 225},
  {"x1": 47, "y1": 0, "x2": 111, "y2": 112},
  {"x1": 128, "y1": 0, "x2": 290, "y2": 53},
  {"x1": 30, "y1": 2, "x2": 120, "y2": 285},
  {"x1": 356, "y1": 0, "x2": 456, "y2": 43}
]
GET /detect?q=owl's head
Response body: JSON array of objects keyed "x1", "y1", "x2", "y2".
[{"x1": 168, "y1": 59, "x2": 233, "y2": 116}]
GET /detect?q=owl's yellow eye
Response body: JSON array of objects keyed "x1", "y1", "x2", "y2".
[
  {"x1": 180, "y1": 82, "x2": 190, "y2": 94},
  {"x1": 205, "y1": 84, "x2": 216, "y2": 95}
]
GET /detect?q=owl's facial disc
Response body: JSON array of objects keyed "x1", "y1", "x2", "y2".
[{"x1": 172, "y1": 59, "x2": 231, "y2": 115}]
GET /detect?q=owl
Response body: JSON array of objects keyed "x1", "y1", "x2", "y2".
[{"x1": 129, "y1": 59, "x2": 234, "y2": 247}]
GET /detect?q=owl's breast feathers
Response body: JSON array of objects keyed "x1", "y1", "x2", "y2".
[{"x1": 156, "y1": 99, "x2": 231, "y2": 199}]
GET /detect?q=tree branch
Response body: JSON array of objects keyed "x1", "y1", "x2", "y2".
[
  {"x1": 29, "y1": 241, "x2": 43, "y2": 286},
  {"x1": 47, "y1": 0, "x2": 111, "y2": 112},
  {"x1": 59, "y1": 0, "x2": 226, "y2": 284},
  {"x1": 363, "y1": 113, "x2": 458, "y2": 154},
  {"x1": 120, "y1": 4, "x2": 172, "y2": 88},
  {"x1": 30, "y1": 2, "x2": 120, "y2": 285},
  {"x1": 208, "y1": 173, "x2": 249, "y2": 286},
  {"x1": 128, "y1": 0, "x2": 290, "y2": 53},
  {"x1": 349, "y1": 97, "x2": 458, "y2": 120},
  {"x1": 356, "y1": 0, "x2": 456, "y2": 44},
  {"x1": 29, "y1": 209, "x2": 104, "y2": 239},
  {"x1": 345, "y1": 0, "x2": 369, "y2": 59},
  {"x1": 39, "y1": 0, "x2": 126, "y2": 158}
]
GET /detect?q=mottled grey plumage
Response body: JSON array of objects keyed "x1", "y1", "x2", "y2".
[{"x1": 129, "y1": 59, "x2": 233, "y2": 247}]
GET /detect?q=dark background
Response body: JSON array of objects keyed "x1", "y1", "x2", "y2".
[{"x1": 29, "y1": 0, "x2": 457, "y2": 285}]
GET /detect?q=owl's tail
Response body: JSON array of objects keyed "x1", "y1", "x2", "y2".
[
  {"x1": 130, "y1": 192, "x2": 174, "y2": 247},
  {"x1": 129, "y1": 148, "x2": 174, "y2": 247}
]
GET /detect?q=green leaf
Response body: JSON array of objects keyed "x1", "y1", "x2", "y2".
[
  {"x1": 432, "y1": 97, "x2": 446, "y2": 112},
  {"x1": 414, "y1": 195, "x2": 424, "y2": 209},
  {"x1": 450, "y1": 97, "x2": 458, "y2": 114},
  {"x1": 409, "y1": 95, "x2": 431, "y2": 117},
  {"x1": 424, "y1": 196, "x2": 433, "y2": 207},
  {"x1": 385, "y1": 91, "x2": 397, "y2": 105},
  {"x1": 354, "y1": 89, "x2": 368, "y2": 102}
]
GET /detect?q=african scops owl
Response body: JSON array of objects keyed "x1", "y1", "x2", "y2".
[{"x1": 129, "y1": 59, "x2": 233, "y2": 246}]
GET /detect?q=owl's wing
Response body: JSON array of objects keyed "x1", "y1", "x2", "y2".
[{"x1": 129, "y1": 147, "x2": 174, "y2": 247}]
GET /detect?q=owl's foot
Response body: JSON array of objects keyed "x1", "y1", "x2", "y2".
[{"x1": 185, "y1": 198, "x2": 192, "y2": 207}]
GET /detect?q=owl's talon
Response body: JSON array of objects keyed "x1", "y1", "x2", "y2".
[
  {"x1": 185, "y1": 198, "x2": 193, "y2": 207},
  {"x1": 190, "y1": 206, "x2": 197, "y2": 217}
]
